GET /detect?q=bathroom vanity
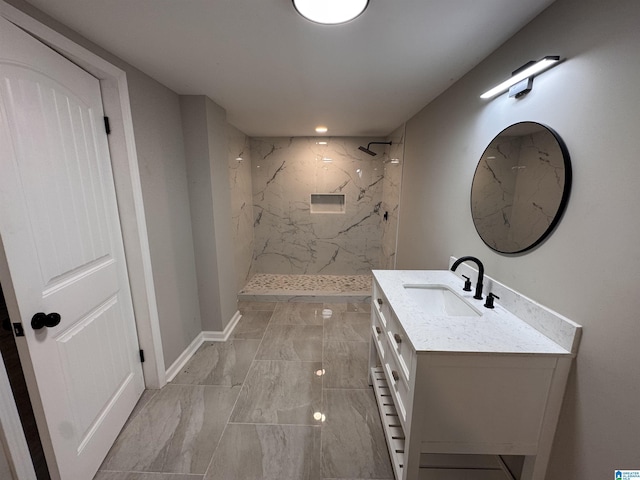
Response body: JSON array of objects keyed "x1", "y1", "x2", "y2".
[{"x1": 369, "y1": 263, "x2": 581, "y2": 480}]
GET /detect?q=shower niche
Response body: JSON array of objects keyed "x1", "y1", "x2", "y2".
[{"x1": 310, "y1": 193, "x2": 346, "y2": 214}]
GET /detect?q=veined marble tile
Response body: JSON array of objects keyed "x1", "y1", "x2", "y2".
[
  {"x1": 323, "y1": 312, "x2": 370, "y2": 342},
  {"x1": 171, "y1": 340, "x2": 260, "y2": 387},
  {"x1": 101, "y1": 384, "x2": 239, "y2": 474},
  {"x1": 227, "y1": 125, "x2": 255, "y2": 293},
  {"x1": 321, "y1": 389, "x2": 393, "y2": 479},
  {"x1": 229, "y1": 360, "x2": 323, "y2": 425},
  {"x1": 95, "y1": 472, "x2": 203, "y2": 480},
  {"x1": 231, "y1": 311, "x2": 272, "y2": 339},
  {"x1": 250, "y1": 137, "x2": 384, "y2": 275},
  {"x1": 379, "y1": 125, "x2": 405, "y2": 271},
  {"x1": 270, "y1": 302, "x2": 324, "y2": 325},
  {"x1": 256, "y1": 324, "x2": 323, "y2": 361},
  {"x1": 322, "y1": 341, "x2": 370, "y2": 389},
  {"x1": 204, "y1": 424, "x2": 321, "y2": 480}
]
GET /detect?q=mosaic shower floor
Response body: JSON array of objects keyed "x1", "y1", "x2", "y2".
[{"x1": 238, "y1": 273, "x2": 372, "y2": 303}]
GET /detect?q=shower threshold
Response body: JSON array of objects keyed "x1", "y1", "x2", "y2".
[{"x1": 238, "y1": 273, "x2": 372, "y2": 303}]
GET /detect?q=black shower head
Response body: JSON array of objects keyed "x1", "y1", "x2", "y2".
[
  {"x1": 358, "y1": 141, "x2": 392, "y2": 156},
  {"x1": 358, "y1": 145, "x2": 376, "y2": 156}
]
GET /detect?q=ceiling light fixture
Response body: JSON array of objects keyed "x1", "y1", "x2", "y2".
[
  {"x1": 293, "y1": 0, "x2": 368, "y2": 25},
  {"x1": 480, "y1": 56, "x2": 561, "y2": 100},
  {"x1": 315, "y1": 126, "x2": 328, "y2": 133}
]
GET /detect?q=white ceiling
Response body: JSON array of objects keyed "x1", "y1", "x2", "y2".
[{"x1": 26, "y1": 0, "x2": 555, "y2": 137}]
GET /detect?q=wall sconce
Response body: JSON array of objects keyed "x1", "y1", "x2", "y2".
[{"x1": 480, "y1": 56, "x2": 560, "y2": 100}]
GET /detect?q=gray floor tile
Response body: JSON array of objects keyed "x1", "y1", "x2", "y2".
[
  {"x1": 321, "y1": 389, "x2": 393, "y2": 479},
  {"x1": 323, "y1": 312, "x2": 370, "y2": 342},
  {"x1": 323, "y1": 341, "x2": 370, "y2": 389},
  {"x1": 95, "y1": 472, "x2": 203, "y2": 480},
  {"x1": 256, "y1": 324, "x2": 323, "y2": 361},
  {"x1": 323, "y1": 302, "x2": 371, "y2": 314},
  {"x1": 101, "y1": 384, "x2": 239, "y2": 474},
  {"x1": 172, "y1": 340, "x2": 260, "y2": 387},
  {"x1": 270, "y1": 302, "x2": 325, "y2": 325},
  {"x1": 238, "y1": 300, "x2": 277, "y2": 312},
  {"x1": 123, "y1": 389, "x2": 159, "y2": 430},
  {"x1": 204, "y1": 424, "x2": 321, "y2": 480},
  {"x1": 230, "y1": 360, "x2": 323, "y2": 425},
  {"x1": 232, "y1": 311, "x2": 272, "y2": 339}
]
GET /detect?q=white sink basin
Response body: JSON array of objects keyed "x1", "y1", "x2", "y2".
[{"x1": 403, "y1": 284, "x2": 481, "y2": 317}]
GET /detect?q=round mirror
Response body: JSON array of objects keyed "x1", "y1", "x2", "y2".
[{"x1": 471, "y1": 122, "x2": 571, "y2": 254}]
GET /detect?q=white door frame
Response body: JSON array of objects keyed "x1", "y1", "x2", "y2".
[{"x1": 0, "y1": 1, "x2": 167, "y2": 475}]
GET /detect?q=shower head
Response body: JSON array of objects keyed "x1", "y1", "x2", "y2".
[{"x1": 358, "y1": 141, "x2": 392, "y2": 156}]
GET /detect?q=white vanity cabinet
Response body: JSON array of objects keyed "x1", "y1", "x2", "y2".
[{"x1": 369, "y1": 269, "x2": 581, "y2": 480}]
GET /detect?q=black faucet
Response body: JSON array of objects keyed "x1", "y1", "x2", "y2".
[{"x1": 451, "y1": 256, "x2": 484, "y2": 300}]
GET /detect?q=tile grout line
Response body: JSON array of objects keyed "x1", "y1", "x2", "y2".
[{"x1": 201, "y1": 306, "x2": 275, "y2": 479}]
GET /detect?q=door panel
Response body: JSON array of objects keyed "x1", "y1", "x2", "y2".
[{"x1": 0, "y1": 16, "x2": 144, "y2": 480}]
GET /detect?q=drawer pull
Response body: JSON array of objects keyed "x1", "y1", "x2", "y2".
[
  {"x1": 377, "y1": 298, "x2": 384, "y2": 305},
  {"x1": 376, "y1": 326, "x2": 382, "y2": 334},
  {"x1": 393, "y1": 333, "x2": 402, "y2": 344},
  {"x1": 392, "y1": 370, "x2": 400, "y2": 381}
]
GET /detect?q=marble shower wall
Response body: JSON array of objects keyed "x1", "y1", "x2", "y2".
[
  {"x1": 250, "y1": 137, "x2": 386, "y2": 275},
  {"x1": 380, "y1": 125, "x2": 405, "y2": 269},
  {"x1": 227, "y1": 125, "x2": 255, "y2": 292}
]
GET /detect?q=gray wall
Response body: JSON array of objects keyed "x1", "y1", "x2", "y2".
[
  {"x1": 128, "y1": 73, "x2": 201, "y2": 368},
  {"x1": 4, "y1": 0, "x2": 203, "y2": 368},
  {"x1": 181, "y1": 96, "x2": 238, "y2": 331},
  {"x1": 397, "y1": 0, "x2": 640, "y2": 477}
]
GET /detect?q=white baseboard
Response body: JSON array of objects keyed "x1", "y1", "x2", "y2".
[
  {"x1": 202, "y1": 310, "x2": 242, "y2": 342},
  {"x1": 164, "y1": 310, "x2": 242, "y2": 382}
]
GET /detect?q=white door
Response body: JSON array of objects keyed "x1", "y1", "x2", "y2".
[{"x1": 0, "y1": 17, "x2": 144, "y2": 480}]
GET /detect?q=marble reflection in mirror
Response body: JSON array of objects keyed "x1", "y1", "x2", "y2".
[{"x1": 471, "y1": 122, "x2": 571, "y2": 254}]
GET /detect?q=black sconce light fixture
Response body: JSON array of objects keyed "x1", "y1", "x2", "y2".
[{"x1": 481, "y1": 56, "x2": 561, "y2": 100}]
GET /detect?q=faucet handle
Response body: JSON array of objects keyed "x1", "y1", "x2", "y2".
[
  {"x1": 461, "y1": 275, "x2": 472, "y2": 292},
  {"x1": 484, "y1": 292, "x2": 500, "y2": 309}
]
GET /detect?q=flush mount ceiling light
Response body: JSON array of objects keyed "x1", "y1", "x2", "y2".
[
  {"x1": 481, "y1": 56, "x2": 561, "y2": 100},
  {"x1": 293, "y1": 0, "x2": 368, "y2": 25},
  {"x1": 315, "y1": 125, "x2": 328, "y2": 133}
]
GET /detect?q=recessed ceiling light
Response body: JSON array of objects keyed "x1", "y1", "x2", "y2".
[
  {"x1": 293, "y1": 0, "x2": 368, "y2": 25},
  {"x1": 315, "y1": 126, "x2": 328, "y2": 133}
]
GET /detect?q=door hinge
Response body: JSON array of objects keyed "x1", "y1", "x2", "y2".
[
  {"x1": 104, "y1": 116, "x2": 111, "y2": 135},
  {"x1": 13, "y1": 323, "x2": 25, "y2": 337},
  {"x1": 139, "y1": 349, "x2": 145, "y2": 363}
]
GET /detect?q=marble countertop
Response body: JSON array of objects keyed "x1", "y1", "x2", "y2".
[{"x1": 372, "y1": 269, "x2": 571, "y2": 356}]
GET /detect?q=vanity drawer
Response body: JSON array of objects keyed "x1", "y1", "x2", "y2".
[
  {"x1": 385, "y1": 310, "x2": 413, "y2": 382},
  {"x1": 373, "y1": 285, "x2": 391, "y2": 329},
  {"x1": 371, "y1": 310, "x2": 387, "y2": 360},
  {"x1": 383, "y1": 337, "x2": 411, "y2": 430}
]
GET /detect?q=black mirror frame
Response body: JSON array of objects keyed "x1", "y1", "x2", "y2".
[{"x1": 471, "y1": 122, "x2": 572, "y2": 254}]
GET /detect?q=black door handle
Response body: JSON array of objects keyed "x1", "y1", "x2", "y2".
[{"x1": 31, "y1": 312, "x2": 61, "y2": 330}]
